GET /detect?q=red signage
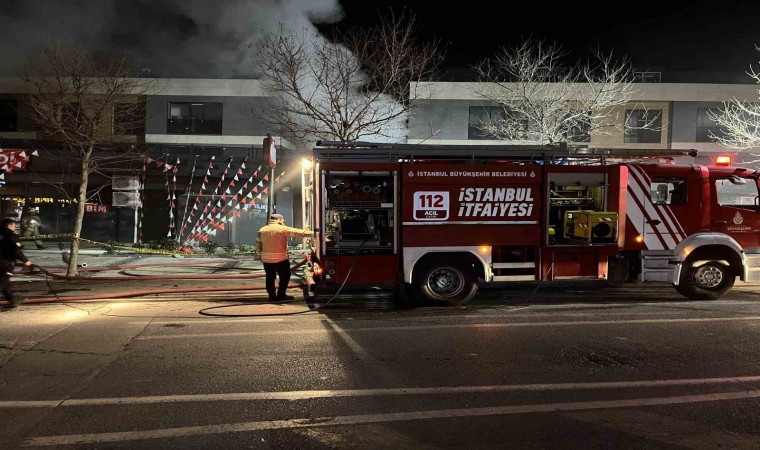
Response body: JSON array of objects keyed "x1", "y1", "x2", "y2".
[
  {"x1": 0, "y1": 149, "x2": 30, "y2": 171},
  {"x1": 403, "y1": 164, "x2": 541, "y2": 224},
  {"x1": 84, "y1": 204, "x2": 109, "y2": 214}
]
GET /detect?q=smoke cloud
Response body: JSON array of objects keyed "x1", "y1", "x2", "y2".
[{"x1": 0, "y1": 0, "x2": 344, "y2": 77}]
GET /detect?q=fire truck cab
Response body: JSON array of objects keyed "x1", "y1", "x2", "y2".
[{"x1": 306, "y1": 142, "x2": 760, "y2": 304}]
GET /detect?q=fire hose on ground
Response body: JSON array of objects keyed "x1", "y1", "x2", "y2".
[
  {"x1": 6, "y1": 239, "x2": 365, "y2": 318},
  {"x1": 10, "y1": 258, "x2": 312, "y2": 304}
]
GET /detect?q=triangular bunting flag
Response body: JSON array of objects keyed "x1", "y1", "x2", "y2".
[
  {"x1": 19, "y1": 151, "x2": 26, "y2": 158},
  {"x1": 275, "y1": 176, "x2": 280, "y2": 183},
  {"x1": 253, "y1": 171, "x2": 258, "y2": 177},
  {"x1": 246, "y1": 192, "x2": 253, "y2": 198},
  {"x1": 243, "y1": 183, "x2": 249, "y2": 189},
  {"x1": 263, "y1": 174, "x2": 269, "y2": 181},
  {"x1": 32, "y1": 150, "x2": 39, "y2": 156},
  {"x1": 225, "y1": 188, "x2": 231, "y2": 194},
  {"x1": 241, "y1": 163, "x2": 246, "y2": 170},
  {"x1": 218, "y1": 224, "x2": 225, "y2": 231}
]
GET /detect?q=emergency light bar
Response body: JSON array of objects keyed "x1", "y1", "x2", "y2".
[{"x1": 716, "y1": 155, "x2": 732, "y2": 166}]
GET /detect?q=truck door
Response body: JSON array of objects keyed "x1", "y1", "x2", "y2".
[
  {"x1": 710, "y1": 173, "x2": 760, "y2": 249},
  {"x1": 628, "y1": 165, "x2": 691, "y2": 251}
]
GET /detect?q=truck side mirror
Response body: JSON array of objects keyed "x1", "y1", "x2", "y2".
[{"x1": 728, "y1": 175, "x2": 747, "y2": 185}]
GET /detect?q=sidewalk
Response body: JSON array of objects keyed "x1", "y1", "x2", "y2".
[{"x1": 10, "y1": 248, "x2": 309, "y2": 304}]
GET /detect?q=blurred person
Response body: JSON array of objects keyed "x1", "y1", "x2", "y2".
[
  {"x1": 255, "y1": 213, "x2": 311, "y2": 300},
  {"x1": 20, "y1": 206, "x2": 46, "y2": 249},
  {"x1": 0, "y1": 219, "x2": 32, "y2": 309}
]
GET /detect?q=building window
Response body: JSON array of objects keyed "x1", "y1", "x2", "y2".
[
  {"x1": 468, "y1": 106, "x2": 527, "y2": 140},
  {"x1": 167, "y1": 102, "x2": 223, "y2": 135},
  {"x1": 113, "y1": 103, "x2": 145, "y2": 136},
  {"x1": 0, "y1": 100, "x2": 17, "y2": 132},
  {"x1": 565, "y1": 115, "x2": 591, "y2": 143},
  {"x1": 624, "y1": 109, "x2": 662, "y2": 143},
  {"x1": 633, "y1": 71, "x2": 661, "y2": 83},
  {"x1": 695, "y1": 108, "x2": 723, "y2": 142},
  {"x1": 650, "y1": 177, "x2": 687, "y2": 205}
]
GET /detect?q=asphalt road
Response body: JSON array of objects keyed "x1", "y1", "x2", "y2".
[{"x1": 2, "y1": 282, "x2": 760, "y2": 449}]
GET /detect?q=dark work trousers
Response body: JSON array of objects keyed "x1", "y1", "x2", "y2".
[
  {"x1": 263, "y1": 259, "x2": 291, "y2": 298},
  {"x1": 0, "y1": 260, "x2": 16, "y2": 305}
]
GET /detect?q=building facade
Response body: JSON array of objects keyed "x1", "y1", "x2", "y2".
[
  {"x1": 0, "y1": 78, "x2": 302, "y2": 246},
  {"x1": 407, "y1": 80, "x2": 760, "y2": 166}
]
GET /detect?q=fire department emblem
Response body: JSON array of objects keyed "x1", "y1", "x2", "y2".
[
  {"x1": 530, "y1": 171, "x2": 536, "y2": 178},
  {"x1": 408, "y1": 171, "x2": 414, "y2": 177},
  {"x1": 733, "y1": 211, "x2": 744, "y2": 225}
]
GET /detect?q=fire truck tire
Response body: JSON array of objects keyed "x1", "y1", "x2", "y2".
[
  {"x1": 674, "y1": 260, "x2": 735, "y2": 300},
  {"x1": 415, "y1": 259, "x2": 478, "y2": 305}
]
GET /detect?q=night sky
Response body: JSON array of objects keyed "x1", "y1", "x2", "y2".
[
  {"x1": 331, "y1": 1, "x2": 759, "y2": 77},
  {"x1": 0, "y1": 0, "x2": 757, "y2": 79}
]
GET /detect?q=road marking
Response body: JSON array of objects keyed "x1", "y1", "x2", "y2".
[
  {"x1": 127, "y1": 311, "x2": 687, "y2": 325},
  {"x1": 135, "y1": 315, "x2": 760, "y2": 340},
  {"x1": 23, "y1": 389, "x2": 760, "y2": 446},
  {"x1": 567, "y1": 409, "x2": 760, "y2": 449},
  {"x1": 6, "y1": 375, "x2": 760, "y2": 408}
]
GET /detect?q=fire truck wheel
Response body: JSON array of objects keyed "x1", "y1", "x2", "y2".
[
  {"x1": 674, "y1": 261, "x2": 735, "y2": 300},
  {"x1": 416, "y1": 260, "x2": 478, "y2": 305}
]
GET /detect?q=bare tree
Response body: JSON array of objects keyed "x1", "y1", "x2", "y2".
[
  {"x1": 473, "y1": 39, "x2": 659, "y2": 145},
  {"x1": 708, "y1": 51, "x2": 760, "y2": 162},
  {"x1": 23, "y1": 42, "x2": 153, "y2": 276},
  {"x1": 252, "y1": 11, "x2": 443, "y2": 144}
]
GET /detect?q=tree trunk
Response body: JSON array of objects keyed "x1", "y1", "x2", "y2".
[{"x1": 66, "y1": 151, "x2": 91, "y2": 277}]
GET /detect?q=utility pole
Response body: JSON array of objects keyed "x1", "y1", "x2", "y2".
[{"x1": 263, "y1": 134, "x2": 276, "y2": 219}]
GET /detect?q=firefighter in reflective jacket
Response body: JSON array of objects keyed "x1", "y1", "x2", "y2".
[{"x1": 255, "y1": 214, "x2": 311, "y2": 300}]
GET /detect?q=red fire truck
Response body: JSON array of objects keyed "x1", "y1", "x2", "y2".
[{"x1": 306, "y1": 142, "x2": 760, "y2": 304}]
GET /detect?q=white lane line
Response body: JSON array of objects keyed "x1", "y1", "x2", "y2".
[
  {"x1": 6, "y1": 375, "x2": 760, "y2": 409},
  {"x1": 567, "y1": 409, "x2": 760, "y2": 448},
  {"x1": 129, "y1": 311, "x2": 687, "y2": 325},
  {"x1": 135, "y1": 316, "x2": 760, "y2": 340},
  {"x1": 23, "y1": 389, "x2": 760, "y2": 446}
]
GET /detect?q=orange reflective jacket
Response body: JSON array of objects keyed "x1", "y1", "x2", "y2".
[{"x1": 255, "y1": 219, "x2": 311, "y2": 263}]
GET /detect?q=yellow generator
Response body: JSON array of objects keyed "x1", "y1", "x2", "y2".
[
  {"x1": 571, "y1": 211, "x2": 618, "y2": 243},
  {"x1": 563, "y1": 210, "x2": 593, "y2": 238}
]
